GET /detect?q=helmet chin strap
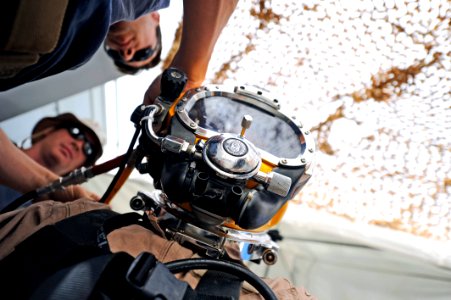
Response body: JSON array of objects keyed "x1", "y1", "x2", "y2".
[{"x1": 20, "y1": 127, "x2": 55, "y2": 148}]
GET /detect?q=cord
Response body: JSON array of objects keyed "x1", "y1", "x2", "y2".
[
  {"x1": 165, "y1": 258, "x2": 278, "y2": 300},
  {"x1": 99, "y1": 126, "x2": 141, "y2": 203}
]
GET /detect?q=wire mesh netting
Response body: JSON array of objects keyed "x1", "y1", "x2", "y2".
[{"x1": 165, "y1": 0, "x2": 450, "y2": 241}]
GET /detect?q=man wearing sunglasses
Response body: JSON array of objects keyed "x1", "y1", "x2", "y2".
[
  {"x1": 104, "y1": 12, "x2": 162, "y2": 75},
  {"x1": 0, "y1": 0, "x2": 238, "y2": 93},
  {"x1": 0, "y1": 113, "x2": 105, "y2": 211}
]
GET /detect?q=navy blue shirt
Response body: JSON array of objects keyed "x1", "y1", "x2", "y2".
[
  {"x1": 0, "y1": 185, "x2": 22, "y2": 211},
  {"x1": 0, "y1": 0, "x2": 169, "y2": 91}
]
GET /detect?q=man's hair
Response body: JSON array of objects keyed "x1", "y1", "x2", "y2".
[{"x1": 113, "y1": 26, "x2": 162, "y2": 75}]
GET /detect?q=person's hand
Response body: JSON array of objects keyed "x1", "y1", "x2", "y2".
[
  {"x1": 143, "y1": 72, "x2": 203, "y2": 105},
  {"x1": 143, "y1": 73, "x2": 162, "y2": 105},
  {"x1": 36, "y1": 185, "x2": 100, "y2": 203}
]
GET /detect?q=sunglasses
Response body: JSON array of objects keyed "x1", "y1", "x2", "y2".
[
  {"x1": 65, "y1": 126, "x2": 94, "y2": 159},
  {"x1": 104, "y1": 44, "x2": 157, "y2": 63}
]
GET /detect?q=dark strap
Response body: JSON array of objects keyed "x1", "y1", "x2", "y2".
[
  {"x1": 193, "y1": 270, "x2": 242, "y2": 300},
  {"x1": 102, "y1": 211, "x2": 153, "y2": 235},
  {"x1": 124, "y1": 252, "x2": 240, "y2": 300},
  {"x1": 29, "y1": 253, "x2": 130, "y2": 300}
]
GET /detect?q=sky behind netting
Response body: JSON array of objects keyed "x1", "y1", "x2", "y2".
[{"x1": 201, "y1": 0, "x2": 450, "y2": 240}]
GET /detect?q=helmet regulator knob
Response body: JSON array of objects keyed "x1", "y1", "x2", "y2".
[{"x1": 160, "y1": 67, "x2": 188, "y2": 103}]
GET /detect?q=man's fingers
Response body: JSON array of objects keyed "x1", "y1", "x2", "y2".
[
  {"x1": 88, "y1": 192, "x2": 101, "y2": 202},
  {"x1": 143, "y1": 74, "x2": 162, "y2": 105},
  {"x1": 42, "y1": 185, "x2": 99, "y2": 203}
]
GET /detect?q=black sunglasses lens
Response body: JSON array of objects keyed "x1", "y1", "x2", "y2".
[
  {"x1": 68, "y1": 127, "x2": 83, "y2": 140},
  {"x1": 67, "y1": 127, "x2": 94, "y2": 158},
  {"x1": 132, "y1": 48, "x2": 154, "y2": 61},
  {"x1": 84, "y1": 143, "x2": 93, "y2": 157},
  {"x1": 106, "y1": 46, "x2": 154, "y2": 62}
]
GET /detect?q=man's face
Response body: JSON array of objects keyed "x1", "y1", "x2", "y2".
[
  {"x1": 37, "y1": 128, "x2": 95, "y2": 175},
  {"x1": 105, "y1": 12, "x2": 160, "y2": 69}
]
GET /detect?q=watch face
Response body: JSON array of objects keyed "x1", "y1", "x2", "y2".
[{"x1": 188, "y1": 95, "x2": 303, "y2": 158}]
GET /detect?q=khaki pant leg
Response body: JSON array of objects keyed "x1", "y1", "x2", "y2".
[{"x1": 0, "y1": 0, "x2": 68, "y2": 78}]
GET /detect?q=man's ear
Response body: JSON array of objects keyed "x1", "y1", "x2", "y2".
[
  {"x1": 150, "y1": 11, "x2": 160, "y2": 23},
  {"x1": 32, "y1": 127, "x2": 55, "y2": 143}
]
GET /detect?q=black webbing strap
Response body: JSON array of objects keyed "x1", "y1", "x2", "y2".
[
  {"x1": 30, "y1": 253, "x2": 133, "y2": 300},
  {"x1": 195, "y1": 270, "x2": 243, "y2": 300},
  {"x1": 101, "y1": 211, "x2": 153, "y2": 235},
  {"x1": 124, "y1": 252, "x2": 241, "y2": 300}
]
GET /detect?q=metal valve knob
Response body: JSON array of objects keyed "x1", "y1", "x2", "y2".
[{"x1": 253, "y1": 171, "x2": 292, "y2": 197}]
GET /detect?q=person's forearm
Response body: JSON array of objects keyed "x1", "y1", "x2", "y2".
[
  {"x1": 171, "y1": 0, "x2": 238, "y2": 84},
  {"x1": 142, "y1": 0, "x2": 238, "y2": 105},
  {"x1": 0, "y1": 129, "x2": 58, "y2": 192}
]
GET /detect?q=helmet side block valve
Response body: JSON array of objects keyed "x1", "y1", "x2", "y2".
[
  {"x1": 161, "y1": 135, "x2": 191, "y2": 154},
  {"x1": 262, "y1": 248, "x2": 278, "y2": 265},
  {"x1": 253, "y1": 171, "x2": 292, "y2": 197},
  {"x1": 130, "y1": 191, "x2": 163, "y2": 216}
]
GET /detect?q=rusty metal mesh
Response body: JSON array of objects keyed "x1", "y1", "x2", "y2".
[{"x1": 166, "y1": 0, "x2": 451, "y2": 240}]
